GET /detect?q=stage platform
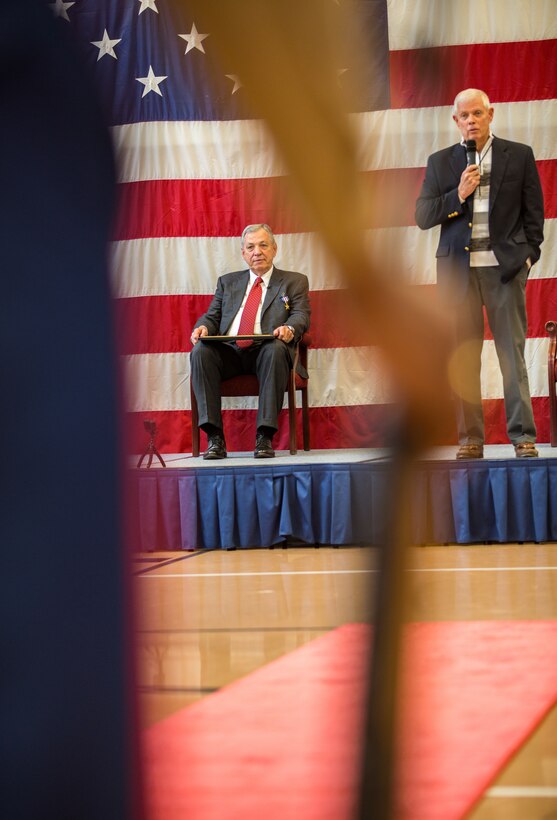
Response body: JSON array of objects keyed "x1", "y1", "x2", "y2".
[{"x1": 129, "y1": 445, "x2": 557, "y2": 550}]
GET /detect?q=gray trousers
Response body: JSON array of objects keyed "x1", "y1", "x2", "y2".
[
  {"x1": 450, "y1": 265, "x2": 536, "y2": 445},
  {"x1": 190, "y1": 338, "x2": 291, "y2": 434}
]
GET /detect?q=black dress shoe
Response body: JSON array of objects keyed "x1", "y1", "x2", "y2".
[
  {"x1": 254, "y1": 433, "x2": 275, "y2": 458},
  {"x1": 203, "y1": 434, "x2": 227, "y2": 460}
]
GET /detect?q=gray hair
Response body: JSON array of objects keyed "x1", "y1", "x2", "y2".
[
  {"x1": 241, "y1": 223, "x2": 276, "y2": 247},
  {"x1": 452, "y1": 88, "x2": 491, "y2": 115}
]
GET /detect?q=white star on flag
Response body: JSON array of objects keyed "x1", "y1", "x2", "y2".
[
  {"x1": 91, "y1": 30, "x2": 122, "y2": 61},
  {"x1": 136, "y1": 66, "x2": 168, "y2": 97},
  {"x1": 48, "y1": 0, "x2": 75, "y2": 21},
  {"x1": 225, "y1": 74, "x2": 243, "y2": 94},
  {"x1": 138, "y1": 0, "x2": 159, "y2": 15},
  {"x1": 178, "y1": 23, "x2": 210, "y2": 55}
]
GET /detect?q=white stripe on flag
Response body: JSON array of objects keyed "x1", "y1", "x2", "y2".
[
  {"x1": 122, "y1": 338, "x2": 549, "y2": 412},
  {"x1": 481, "y1": 337, "x2": 548, "y2": 399},
  {"x1": 354, "y1": 100, "x2": 557, "y2": 169},
  {"x1": 123, "y1": 347, "x2": 393, "y2": 412},
  {"x1": 111, "y1": 99, "x2": 557, "y2": 182},
  {"x1": 112, "y1": 119, "x2": 285, "y2": 183},
  {"x1": 111, "y1": 220, "x2": 556, "y2": 297},
  {"x1": 110, "y1": 232, "x2": 344, "y2": 296},
  {"x1": 387, "y1": 0, "x2": 557, "y2": 50}
]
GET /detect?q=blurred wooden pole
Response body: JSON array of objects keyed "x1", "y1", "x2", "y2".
[
  {"x1": 358, "y1": 440, "x2": 415, "y2": 818},
  {"x1": 176, "y1": 2, "x2": 452, "y2": 816}
]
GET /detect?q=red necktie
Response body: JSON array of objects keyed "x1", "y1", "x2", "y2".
[{"x1": 236, "y1": 276, "x2": 263, "y2": 348}]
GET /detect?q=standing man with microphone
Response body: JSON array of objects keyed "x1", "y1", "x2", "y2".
[{"x1": 416, "y1": 88, "x2": 544, "y2": 459}]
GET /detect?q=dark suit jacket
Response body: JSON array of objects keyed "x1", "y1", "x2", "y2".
[
  {"x1": 194, "y1": 266, "x2": 311, "y2": 368},
  {"x1": 415, "y1": 136, "x2": 544, "y2": 302}
]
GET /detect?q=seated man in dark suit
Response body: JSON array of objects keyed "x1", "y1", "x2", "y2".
[{"x1": 190, "y1": 223, "x2": 311, "y2": 459}]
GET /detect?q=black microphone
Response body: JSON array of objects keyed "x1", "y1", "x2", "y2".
[{"x1": 465, "y1": 139, "x2": 477, "y2": 166}]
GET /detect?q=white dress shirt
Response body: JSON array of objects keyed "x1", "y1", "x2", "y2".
[{"x1": 228, "y1": 266, "x2": 274, "y2": 336}]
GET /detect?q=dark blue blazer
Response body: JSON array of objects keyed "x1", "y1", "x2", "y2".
[{"x1": 415, "y1": 136, "x2": 544, "y2": 302}]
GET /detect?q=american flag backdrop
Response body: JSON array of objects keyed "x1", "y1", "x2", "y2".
[{"x1": 54, "y1": 0, "x2": 557, "y2": 453}]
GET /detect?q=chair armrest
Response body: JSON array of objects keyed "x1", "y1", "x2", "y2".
[{"x1": 546, "y1": 321, "x2": 557, "y2": 379}]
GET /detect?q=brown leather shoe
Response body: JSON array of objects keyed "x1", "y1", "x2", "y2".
[
  {"x1": 514, "y1": 442, "x2": 538, "y2": 458},
  {"x1": 456, "y1": 444, "x2": 484, "y2": 459}
]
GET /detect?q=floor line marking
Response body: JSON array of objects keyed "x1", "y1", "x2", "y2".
[
  {"x1": 411, "y1": 566, "x2": 557, "y2": 573},
  {"x1": 137, "y1": 569, "x2": 374, "y2": 578},
  {"x1": 137, "y1": 566, "x2": 557, "y2": 579},
  {"x1": 486, "y1": 786, "x2": 557, "y2": 798},
  {"x1": 134, "y1": 549, "x2": 216, "y2": 575},
  {"x1": 139, "y1": 685, "x2": 219, "y2": 694},
  {"x1": 137, "y1": 626, "x2": 334, "y2": 634}
]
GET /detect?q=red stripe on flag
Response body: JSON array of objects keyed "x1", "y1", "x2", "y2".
[
  {"x1": 112, "y1": 172, "x2": 420, "y2": 239},
  {"x1": 116, "y1": 294, "x2": 213, "y2": 354},
  {"x1": 117, "y1": 277, "x2": 557, "y2": 355},
  {"x1": 127, "y1": 397, "x2": 551, "y2": 454},
  {"x1": 390, "y1": 40, "x2": 557, "y2": 109},
  {"x1": 116, "y1": 289, "x2": 372, "y2": 354},
  {"x1": 484, "y1": 396, "x2": 550, "y2": 445},
  {"x1": 481, "y1": 277, "x2": 557, "y2": 340},
  {"x1": 523, "y1": 278, "x2": 557, "y2": 340},
  {"x1": 113, "y1": 161, "x2": 556, "y2": 240},
  {"x1": 478, "y1": 278, "x2": 557, "y2": 340},
  {"x1": 539, "y1": 160, "x2": 557, "y2": 219},
  {"x1": 111, "y1": 170, "x2": 428, "y2": 239},
  {"x1": 113, "y1": 177, "x2": 305, "y2": 240},
  {"x1": 128, "y1": 404, "x2": 404, "y2": 455},
  {"x1": 115, "y1": 287, "x2": 408, "y2": 354}
]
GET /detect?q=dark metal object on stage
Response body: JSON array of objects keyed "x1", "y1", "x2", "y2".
[{"x1": 137, "y1": 419, "x2": 166, "y2": 468}]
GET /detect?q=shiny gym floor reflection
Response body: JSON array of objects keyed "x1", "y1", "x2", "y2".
[{"x1": 135, "y1": 544, "x2": 557, "y2": 819}]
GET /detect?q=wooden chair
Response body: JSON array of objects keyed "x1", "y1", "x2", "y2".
[
  {"x1": 546, "y1": 321, "x2": 557, "y2": 446},
  {"x1": 190, "y1": 334, "x2": 311, "y2": 456}
]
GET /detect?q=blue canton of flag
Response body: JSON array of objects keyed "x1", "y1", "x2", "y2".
[{"x1": 49, "y1": 0, "x2": 390, "y2": 125}]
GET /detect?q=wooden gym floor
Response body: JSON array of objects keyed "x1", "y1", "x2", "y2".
[{"x1": 135, "y1": 543, "x2": 557, "y2": 819}]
